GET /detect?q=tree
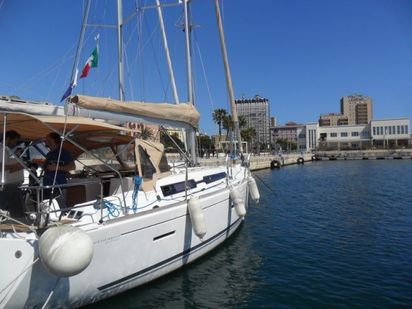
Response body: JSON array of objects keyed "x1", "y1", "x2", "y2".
[
  {"x1": 238, "y1": 115, "x2": 247, "y2": 129},
  {"x1": 212, "y1": 109, "x2": 227, "y2": 138},
  {"x1": 222, "y1": 115, "x2": 234, "y2": 139},
  {"x1": 198, "y1": 134, "x2": 212, "y2": 150},
  {"x1": 160, "y1": 132, "x2": 184, "y2": 151},
  {"x1": 241, "y1": 127, "x2": 256, "y2": 143},
  {"x1": 138, "y1": 127, "x2": 154, "y2": 140},
  {"x1": 276, "y1": 138, "x2": 296, "y2": 151}
]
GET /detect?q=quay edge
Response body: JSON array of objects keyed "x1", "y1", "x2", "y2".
[
  {"x1": 167, "y1": 153, "x2": 314, "y2": 171},
  {"x1": 316, "y1": 149, "x2": 412, "y2": 161}
]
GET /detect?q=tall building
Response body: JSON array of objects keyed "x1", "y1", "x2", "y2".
[
  {"x1": 319, "y1": 94, "x2": 373, "y2": 127},
  {"x1": 340, "y1": 94, "x2": 372, "y2": 125},
  {"x1": 235, "y1": 95, "x2": 270, "y2": 146}
]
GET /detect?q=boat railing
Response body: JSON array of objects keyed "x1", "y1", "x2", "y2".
[{"x1": 22, "y1": 178, "x2": 109, "y2": 226}]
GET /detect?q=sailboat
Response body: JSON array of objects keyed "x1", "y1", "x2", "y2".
[{"x1": 0, "y1": 1, "x2": 259, "y2": 308}]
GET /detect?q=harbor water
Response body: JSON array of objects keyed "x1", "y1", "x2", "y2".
[{"x1": 86, "y1": 160, "x2": 412, "y2": 308}]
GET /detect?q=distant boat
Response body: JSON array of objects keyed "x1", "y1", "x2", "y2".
[{"x1": 0, "y1": 1, "x2": 259, "y2": 308}]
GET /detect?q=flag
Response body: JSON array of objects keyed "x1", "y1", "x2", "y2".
[
  {"x1": 60, "y1": 83, "x2": 73, "y2": 102},
  {"x1": 80, "y1": 47, "x2": 98, "y2": 78},
  {"x1": 60, "y1": 69, "x2": 78, "y2": 102}
]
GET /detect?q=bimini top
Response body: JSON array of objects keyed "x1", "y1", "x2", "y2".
[
  {"x1": 70, "y1": 95, "x2": 200, "y2": 128},
  {"x1": 0, "y1": 112, "x2": 133, "y2": 158}
]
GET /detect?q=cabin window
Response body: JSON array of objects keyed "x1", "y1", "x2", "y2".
[
  {"x1": 161, "y1": 179, "x2": 197, "y2": 197},
  {"x1": 203, "y1": 172, "x2": 226, "y2": 184},
  {"x1": 138, "y1": 145, "x2": 156, "y2": 178}
]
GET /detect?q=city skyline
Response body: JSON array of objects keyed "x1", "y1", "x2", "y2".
[{"x1": 0, "y1": 0, "x2": 411, "y2": 135}]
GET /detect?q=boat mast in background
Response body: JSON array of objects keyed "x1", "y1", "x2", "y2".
[
  {"x1": 214, "y1": 0, "x2": 242, "y2": 156},
  {"x1": 155, "y1": 0, "x2": 180, "y2": 104},
  {"x1": 183, "y1": 0, "x2": 197, "y2": 165},
  {"x1": 117, "y1": 0, "x2": 125, "y2": 101},
  {"x1": 67, "y1": 0, "x2": 92, "y2": 99}
]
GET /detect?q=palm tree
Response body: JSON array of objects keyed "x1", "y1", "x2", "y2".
[
  {"x1": 138, "y1": 127, "x2": 154, "y2": 140},
  {"x1": 223, "y1": 115, "x2": 233, "y2": 139},
  {"x1": 238, "y1": 115, "x2": 247, "y2": 129},
  {"x1": 241, "y1": 127, "x2": 256, "y2": 143},
  {"x1": 212, "y1": 108, "x2": 227, "y2": 138}
]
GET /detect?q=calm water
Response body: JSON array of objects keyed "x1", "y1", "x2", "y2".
[{"x1": 86, "y1": 160, "x2": 412, "y2": 308}]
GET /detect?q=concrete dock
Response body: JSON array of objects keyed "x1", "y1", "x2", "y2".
[
  {"x1": 316, "y1": 149, "x2": 412, "y2": 161},
  {"x1": 168, "y1": 152, "x2": 314, "y2": 171}
]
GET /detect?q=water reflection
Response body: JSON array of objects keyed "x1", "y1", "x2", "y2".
[{"x1": 85, "y1": 225, "x2": 263, "y2": 309}]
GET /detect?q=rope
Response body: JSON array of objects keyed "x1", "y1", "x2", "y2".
[
  {"x1": 132, "y1": 176, "x2": 143, "y2": 212},
  {"x1": 0, "y1": 258, "x2": 40, "y2": 305},
  {"x1": 103, "y1": 200, "x2": 121, "y2": 218},
  {"x1": 251, "y1": 171, "x2": 276, "y2": 195}
]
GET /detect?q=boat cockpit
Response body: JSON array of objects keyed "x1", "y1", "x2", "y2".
[{"x1": 0, "y1": 112, "x2": 171, "y2": 225}]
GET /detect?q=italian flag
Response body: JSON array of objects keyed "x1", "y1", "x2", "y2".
[{"x1": 80, "y1": 47, "x2": 98, "y2": 78}]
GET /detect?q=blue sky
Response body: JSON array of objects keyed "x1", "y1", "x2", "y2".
[{"x1": 0, "y1": 0, "x2": 411, "y2": 135}]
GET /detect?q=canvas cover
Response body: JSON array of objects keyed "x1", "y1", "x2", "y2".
[
  {"x1": 1, "y1": 112, "x2": 168, "y2": 185},
  {"x1": 71, "y1": 95, "x2": 200, "y2": 128},
  {"x1": 0, "y1": 112, "x2": 133, "y2": 157},
  {"x1": 134, "y1": 139, "x2": 171, "y2": 191}
]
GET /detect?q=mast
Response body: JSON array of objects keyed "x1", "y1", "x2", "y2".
[
  {"x1": 67, "y1": 0, "x2": 92, "y2": 94},
  {"x1": 117, "y1": 0, "x2": 125, "y2": 101},
  {"x1": 156, "y1": 0, "x2": 180, "y2": 104},
  {"x1": 183, "y1": 0, "x2": 197, "y2": 165},
  {"x1": 214, "y1": 0, "x2": 242, "y2": 156}
]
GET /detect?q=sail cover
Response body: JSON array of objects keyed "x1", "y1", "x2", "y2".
[{"x1": 71, "y1": 95, "x2": 200, "y2": 128}]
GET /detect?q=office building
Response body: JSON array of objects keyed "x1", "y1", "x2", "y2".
[
  {"x1": 319, "y1": 94, "x2": 373, "y2": 127},
  {"x1": 235, "y1": 95, "x2": 270, "y2": 147},
  {"x1": 340, "y1": 94, "x2": 372, "y2": 125}
]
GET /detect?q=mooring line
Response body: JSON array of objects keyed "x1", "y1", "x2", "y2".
[{"x1": 251, "y1": 171, "x2": 276, "y2": 195}]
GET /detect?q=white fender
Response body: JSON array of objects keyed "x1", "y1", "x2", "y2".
[
  {"x1": 188, "y1": 196, "x2": 207, "y2": 240},
  {"x1": 229, "y1": 186, "x2": 246, "y2": 218},
  {"x1": 39, "y1": 225, "x2": 93, "y2": 277},
  {"x1": 248, "y1": 176, "x2": 260, "y2": 203}
]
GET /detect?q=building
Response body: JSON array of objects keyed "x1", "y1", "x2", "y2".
[
  {"x1": 271, "y1": 122, "x2": 306, "y2": 151},
  {"x1": 303, "y1": 94, "x2": 409, "y2": 151},
  {"x1": 340, "y1": 94, "x2": 373, "y2": 125},
  {"x1": 319, "y1": 94, "x2": 373, "y2": 127},
  {"x1": 370, "y1": 118, "x2": 410, "y2": 148},
  {"x1": 304, "y1": 118, "x2": 410, "y2": 151},
  {"x1": 317, "y1": 124, "x2": 371, "y2": 150},
  {"x1": 235, "y1": 95, "x2": 270, "y2": 148},
  {"x1": 319, "y1": 113, "x2": 348, "y2": 126}
]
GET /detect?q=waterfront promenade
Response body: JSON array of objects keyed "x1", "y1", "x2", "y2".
[
  {"x1": 316, "y1": 149, "x2": 412, "y2": 160},
  {"x1": 167, "y1": 149, "x2": 412, "y2": 171},
  {"x1": 167, "y1": 152, "x2": 314, "y2": 171}
]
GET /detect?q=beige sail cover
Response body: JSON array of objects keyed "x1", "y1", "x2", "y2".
[{"x1": 71, "y1": 95, "x2": 200, "y2": 128}]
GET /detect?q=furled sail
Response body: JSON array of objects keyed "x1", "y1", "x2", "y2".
[{"x1": 70, "y1": 95, "x2": 200, "y2": 128}]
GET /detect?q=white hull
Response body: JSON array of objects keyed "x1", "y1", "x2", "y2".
[{"x1": 0, "y1": 166, "x2": 250, "y2": 308}]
